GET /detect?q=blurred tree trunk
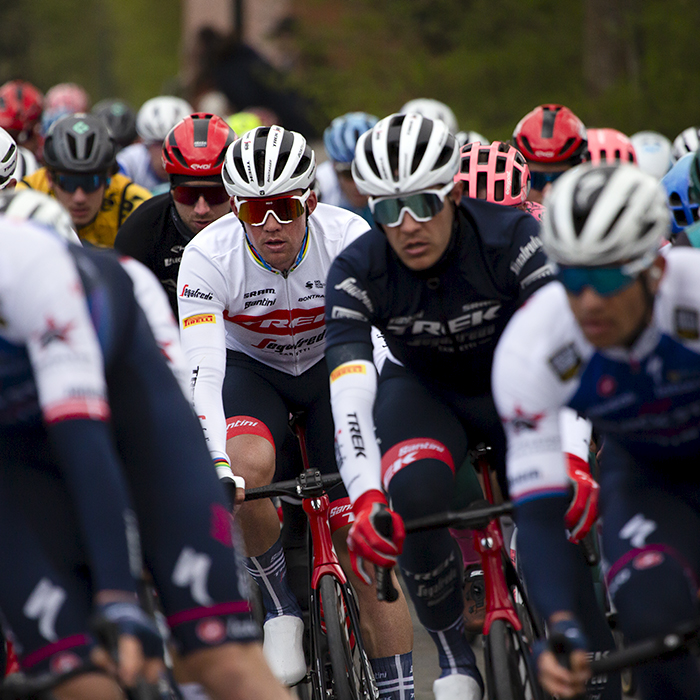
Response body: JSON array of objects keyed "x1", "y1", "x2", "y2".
[{"x1": 583, "y1": 0, "x2": 639, "y2": 97}]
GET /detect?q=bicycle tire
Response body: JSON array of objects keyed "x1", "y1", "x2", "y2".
[
  {"x1": 318, "y1": 574, "x2": 378, "y2": 700},
  {"x1": 484, "y1": 619, "x2": 544, "y2": 700}
]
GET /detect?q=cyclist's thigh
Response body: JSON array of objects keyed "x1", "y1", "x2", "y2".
[
  {"x1": 374, "y1": 362, "x2": 466, "y2": 519},
  {"x1": 222, "y1": 353, "x2": 291, "y2": 453},
  {"x1": 600, "y1": 442, "x2": 700, "y2": 639}
]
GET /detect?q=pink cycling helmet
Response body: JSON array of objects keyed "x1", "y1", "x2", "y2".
[
  {"x1": 585, "y1": 128, "x2": 637, "y2": 166},
  {"x1": 456, "y1": 141, "x2": 530, "y2": 206}
]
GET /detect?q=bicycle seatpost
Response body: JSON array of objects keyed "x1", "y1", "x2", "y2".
[{"x1": 374, "y1": 507, "x2": 399, "y2": 602}]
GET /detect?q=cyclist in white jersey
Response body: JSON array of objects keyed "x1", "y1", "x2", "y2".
[
  {"x1": 493, "y1": 164, "x2": 700, "y2": 699},
  {"x1": 178, "y1": 126, "x2": 415, "y2": 698}
]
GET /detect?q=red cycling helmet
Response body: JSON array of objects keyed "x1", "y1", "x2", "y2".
[
  {"x1": 0, "y1": 80, "x2": 43, "y2": 136},
  {"x1": 456, "y1": 141, "x2": 530, "y2": 206},
  {"x1": 512, "y1": 104, "x2": 587, "y2": 164},
  {"x1": 585, "y1": 127, "x2": 637, "y2": 166},
  {"x1": 162, "y1": 113, "x2": 236, "y2": 179}
]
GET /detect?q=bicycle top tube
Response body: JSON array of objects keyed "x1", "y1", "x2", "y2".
[
  {"x1": 403, "y1": 499, "x2": 513, "y2": 533},
  {"x1": 244, "y1": 468, "x2": 344, "y2": 501}
]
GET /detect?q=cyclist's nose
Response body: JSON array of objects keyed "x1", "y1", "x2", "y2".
[{"x1": 193, "y1": 195, "x2": 211, "y2": 214}]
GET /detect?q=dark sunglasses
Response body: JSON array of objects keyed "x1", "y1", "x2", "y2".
[
  {"x1": 368, "y1": 182, "x2": 454, "y2": 227},
  {"x1": 558, "y1": 265, "x2": 640, "y2": 297},
  {"x1": 171, "y1": 185, "x2": 230, "y2": 207},
  {"x1": 529, "y1": 169, "x2": 566, "y2": 192},
  {"x1": 53, "y1": 172, "x2": 107, "y2": 194},
  {"x1": 234, "y1": 190, "x2": 311, "y2": 226}
]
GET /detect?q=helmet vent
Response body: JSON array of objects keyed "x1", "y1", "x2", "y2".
[
  {"x1": 192, "y1": 118, "x2": 210, "y2": 148},
  {"x1": 559, "y1": 138, "x2": 575, "y2": 158},
  {"x1": 495, "y1": 156, "x2": 506, "y2": 173},
  {"x1": 362, "y1": 138, "x2": 381, "y2": 179},
  {"x1": 433, "y1": 141, "x2": 454, "y2": 170},
  {"x1": 410, "y1": 119, "x2": 433, "y2": 175},
  {"x1": 274, "y1": 130, "x2": 295, "y2": 181},
  {"x1": 494, "y1": 180, "x2": 504, "y2": 202},
  {"x1": 1, "y1": 143, "x2": 15, "y2": 164}
]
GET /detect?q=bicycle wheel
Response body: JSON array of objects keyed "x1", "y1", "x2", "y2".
[
  {"x1": 484, "y1": 619, "x2": 544, "y2": 700},
  {"x1": 318, "y1": 574, "x2": 378, "y2": 700}
]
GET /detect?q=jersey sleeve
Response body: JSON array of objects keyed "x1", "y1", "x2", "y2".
[
  {"x1": 177, "y1": 244, "x2": 230, "y2": 465},
  {"x1": 118, "y1": 181, "x2": 152, "y2": 228},
  {"x1": 5, "y1": 234, "x2": 139, "y2": 594},
  {"x1": 324, "y1": 248, "x2": 376, "y2": 352},
  {"x1": 325, "y1": 247, "x2": 384, "y2": 502},
  {"x1": 507, "y1": 215, "x2": 554, "y2": 305}
]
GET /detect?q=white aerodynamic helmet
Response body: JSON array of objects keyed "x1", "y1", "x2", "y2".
[
  {"x1": 399, "y1": 98, "x2": 459, "y2": 135},
  {"x1": 222, "y1": 125, "x2": 316, "y2": 197},
  {"x1": 352, "y1": 113, "x2": 460, "y2": 197},
  {"x1": 136, "y1": 96, "x2": 194, "y2": 144},
  {"x1": 541, "y1": 163, "x2": 669, "y2": 267},
  {"x1": 0, "y1": 189, "x2": 81, "y2": 244},
  {"x1": 671, "y1": 126, "x2": 700, "y2": 163},
  {"x1": 0, "y1": 126, "x2": 18, "y2": 189},
  {"x1": 630, "y1": 131, "x2": 672, "y2": 180}
]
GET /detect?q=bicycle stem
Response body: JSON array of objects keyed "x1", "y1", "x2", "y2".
[{"x1": 303, "y1": 493, "x2": 348, "y2": 589}]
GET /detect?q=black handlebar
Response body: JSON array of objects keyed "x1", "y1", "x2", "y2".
[
  {"x1": 403, "y1": 500, "x2": 513, "y2": 534},
  {"x1": 244, "y1": 469, "x2": 344, "y2": 501}
]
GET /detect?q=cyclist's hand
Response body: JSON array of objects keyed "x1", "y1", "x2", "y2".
[
  {"x1": 564, "y1": 456, "x2": 599, "y2": 543},
  {"x1": 347, "y1": 490, "x2": 405, "y2": 585},
  {"x1": 536, "y1": 648, "x2": 589, "y2": 697},
  {"x1": 215, "y1": 459, "x2": 245, "y2": 509},
  {"x1": 533, "y1": 618, "x2": 590, "y2": 698}
]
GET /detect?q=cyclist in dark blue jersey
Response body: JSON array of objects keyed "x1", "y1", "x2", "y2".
[
  {"x1": 324, "y1": 112, "x2": 553, "y2": 700},
  {"x1": 0, "y1": 199, "x2": 289, "y2": 700}
]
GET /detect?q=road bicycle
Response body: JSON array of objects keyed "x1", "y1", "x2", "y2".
[
  {"x1": 244, "y1": 416, "x2": 378, "y2": 700},
  {"x1": 378, "y1": 444, "x2": 547, "y2": 700}
]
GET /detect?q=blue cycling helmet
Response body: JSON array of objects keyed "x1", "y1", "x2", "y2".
[
  {"x1": 323, "y1": 112, "x2": 378, "y2": 164},
  {"x1": 661, "y1": 152, "x2": 700, "y2": 236}
]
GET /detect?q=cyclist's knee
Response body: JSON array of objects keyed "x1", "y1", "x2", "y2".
[
  {"x1": 387, "y1": 460, "x2": 454, "y2": 521},
  {"x1": 226, "y1": 434, "x2": 275, "y2": 486},
  {"x1": 609, "y1": 548, "x2": 699, "y2": 643},
  {"x1": 53, "y1": 672, "x2": 122, "y2": 700}
]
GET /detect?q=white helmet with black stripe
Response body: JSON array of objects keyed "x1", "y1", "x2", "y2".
[
  {"x1": 351, "y1": 113, "x2": 460, "y2": 197},
  {"x1": 0, "y1": 126, "x2": 18, "y2": 189},
  {"x1": 541, "y1": 163, "x2": 669, "y2": 267},
  {"x1": 222, "y1": 125, "x2": 316, "y2": 197}
]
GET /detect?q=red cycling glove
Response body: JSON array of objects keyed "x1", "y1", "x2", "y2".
[
  {"x1": 564, "y1": 453, "x2": 600, "y2": 543},
  {"x1": 347, "y1": 490, "x2": 406, "y2": 585}
]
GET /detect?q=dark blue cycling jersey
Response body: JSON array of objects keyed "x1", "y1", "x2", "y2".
[{"x1": 325, "y1": 197, "x2": 552, "y2": 395}]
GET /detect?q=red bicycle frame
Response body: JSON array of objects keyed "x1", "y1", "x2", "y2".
[{"x1": 471, "y1": 449, "x2": 521, "y2": 635}]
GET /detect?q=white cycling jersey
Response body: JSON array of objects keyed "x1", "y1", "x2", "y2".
[
  {"x1": 493, "y1": 246, "x2": 700, "y2": 504},
  {"x1": 0, "y1": 220, "x2": 109, "y2": 426},
  {"x1": 177, "y1": 202, "x2": 370, "y2": 462}
]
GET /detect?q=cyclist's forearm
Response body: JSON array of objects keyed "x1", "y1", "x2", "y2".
[{"x1": 328, "y1": 355, "x2": 382, "y2": 503}]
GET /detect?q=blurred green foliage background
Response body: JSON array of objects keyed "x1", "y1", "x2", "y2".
[{"x1": 0, "y1": 0, "x2": 697, "y2": 142}]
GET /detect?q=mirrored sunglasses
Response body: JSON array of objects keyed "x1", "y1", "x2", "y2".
[
  {"x1": 171, "y1": 185, "x2": 230, "y2": 206},
  {"x1": 54, "y1": 172, "x2": 107, "y2": 194},
  {"x1": 558, "y1": 265, "x2": 640, "y2": 297},
  {"x1": 529, "y1": 169, "x2": 566, "y2": 192},
  {"x1": 234, "y1": 189, "x2": 311, "y2": 226},
  {"x1": 368, "y1": 181, "x2": 455, "y2": 227}
]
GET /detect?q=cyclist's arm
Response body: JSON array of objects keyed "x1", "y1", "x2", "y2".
[
  {"x1": 507, "y1": 214, "x2": 555, "y2": 306},
  {"x1": 177, "y1": 244, "x2": 230, "y2": 470},
  {"x1": 15, "y1": 237, "x2": 139, "y2": 596},
  {"x1": 325, "y1": 255, "x2": 383, "y2": 503},
  {"x1": 491, "y1": 305, "x2": 582, "y2": 622}
]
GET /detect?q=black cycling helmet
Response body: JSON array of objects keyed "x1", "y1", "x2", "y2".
[
  {"x1": 43, "y1": 113, "x2": 116, "y2": 174},
  {"x1": 92, "y1": 98, "x2": 137, "y2": 149}
]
